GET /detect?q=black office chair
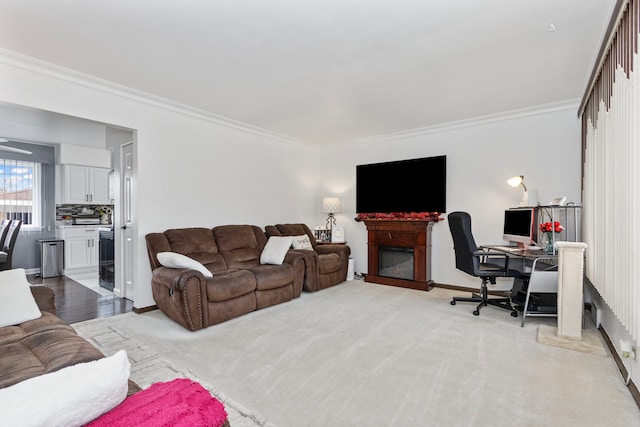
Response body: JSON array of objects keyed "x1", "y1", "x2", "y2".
[
  {"x1": 448, "y1": 211, "x2": 523, "y2": 316},
  {"x1": 0, "y1": 220, "x2": 22, "y2": 271}
]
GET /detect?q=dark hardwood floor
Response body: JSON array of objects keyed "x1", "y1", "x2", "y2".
[{"x1": 27, "y1": 275, "x2": 133, "y2": 324}]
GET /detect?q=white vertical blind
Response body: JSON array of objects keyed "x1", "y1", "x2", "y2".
[{"x1": 581, "y1": 0, "x2": 639, "y2": 340}]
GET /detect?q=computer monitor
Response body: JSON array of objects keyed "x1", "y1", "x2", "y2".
[{"x1": 503, "y1": 208, "x2": 534, "y2": 246}]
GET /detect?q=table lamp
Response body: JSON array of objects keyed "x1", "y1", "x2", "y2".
[{"x1": 322, "y1": 197, "x2": 342, "y2": 231}]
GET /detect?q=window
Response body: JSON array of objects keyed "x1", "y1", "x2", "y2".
[{"x1": 0, "y1": 159, "x2": 41, "y2": 227}]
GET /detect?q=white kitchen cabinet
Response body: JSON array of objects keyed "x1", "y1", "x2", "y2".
[
  {"x1": 62, "y1": 165, "x2": 90, "y2": 204},
  {"x1": 58, "y1": 165, "x2": 111, "y2": 204},
  {"x1": 57, "y1": 226, "x2": 99, "y2": 274},
  {"x1": 90, "y1": 167, "x2": 111, "y2": 204}
]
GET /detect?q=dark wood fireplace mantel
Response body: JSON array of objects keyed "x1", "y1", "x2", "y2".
[{"x1": 362, "y1": 219, "x2": 435, "y2": 291}]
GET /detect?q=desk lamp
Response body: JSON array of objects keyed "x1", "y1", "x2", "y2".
[
  {"x1": 322, "y1": 197, "x2": 342, "y2": 231},
  {"x1": 507, "y1": 175, "x2": 537, "y2": 206}
]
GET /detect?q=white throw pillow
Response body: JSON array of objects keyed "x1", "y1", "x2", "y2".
[
  {"x1": 0, "y1": 268, "x2": 42, "y2": 328},
  {"x1": 0, "y1": 350, "x2": 131, "y2": 427},
  {"x1": 260, "y1": 236, "x2": 294, "y2": 265},
  {"x1": 157, "y1": 252, "x2": 213, "y2": 278},
  {"x1": 291, "y1": 234, "x2": 313, "y2": 250}
]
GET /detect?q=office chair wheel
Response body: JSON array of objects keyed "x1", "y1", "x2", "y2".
[
  {"x1": 510, "y1": 311, "x2": 518, "y2": 317},
  {"x1": 450, "y1": 300, "x2": 456, "y2": 306},
  {"x1": 473, "y1": 310, "x2": 479, "y2": 316}
]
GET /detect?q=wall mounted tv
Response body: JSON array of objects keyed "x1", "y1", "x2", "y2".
[{"x1": 356, "y1": 155, "x2": 446, "y2": 213}]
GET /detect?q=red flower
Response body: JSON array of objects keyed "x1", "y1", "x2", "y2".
[
  {"x1": 355, "y1": 212, "x2": 444, "y2": 221},
  {"x1": 540, "y1": 221, "x2": 564, "y2": 233}
]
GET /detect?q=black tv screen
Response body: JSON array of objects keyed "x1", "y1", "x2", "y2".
[{"x1": 356, "y1": 155, "x2": 446, "y2": 213}]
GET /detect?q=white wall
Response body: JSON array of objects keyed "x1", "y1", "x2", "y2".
[
  {"x1": 2, "y1": 49, "x2": 635, "y2": 389},
  {"x1": 318, "y1": 105, "x2": 582, "y2": 290},
  {"x1": 0, "y1": 51, "x2": 318, "y2": 308},
  {"x1": 0, "y1": 51, "x2": 582, "y2": 298}
]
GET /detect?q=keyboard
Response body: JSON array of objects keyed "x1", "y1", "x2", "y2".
[
  {"x1": 489, "y1": 245, "x2": 547, "y2": 255},
  {"x1": 490, "y1": 246, "x2": 520, "y2": 252}
]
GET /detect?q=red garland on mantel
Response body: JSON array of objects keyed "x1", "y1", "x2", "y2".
[{"x1": 355, "y1": 212, "x2": 444, "y2": 222}]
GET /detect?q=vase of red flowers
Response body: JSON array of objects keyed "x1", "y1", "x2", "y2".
[{"x1": 539, "y1": 221, "x2": 564, "y2": 254}]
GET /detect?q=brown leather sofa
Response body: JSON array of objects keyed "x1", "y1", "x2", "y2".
[
  {"x1": 146, "y1": 225, "x2": 305, "y2": 331},
  {"x1": 265, "y1": 223, "x2": 351, "y2": 292},
  {"x1": 0, "y1": 285, "x2": 140, "y2": 395}
]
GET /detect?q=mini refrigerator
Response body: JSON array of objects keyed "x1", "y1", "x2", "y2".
[{"x1": 38, "y1": 239, "x2": 64, "y2": 278}]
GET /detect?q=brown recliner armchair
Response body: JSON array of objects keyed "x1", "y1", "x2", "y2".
[{"x1": 265, "y1": 223, "x2": 350, "y2": 292}]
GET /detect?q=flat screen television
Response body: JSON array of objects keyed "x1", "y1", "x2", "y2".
[
  {"x1": 503, "y1": 208, "x2": 534, "y2": 245},
  {"x1": 356, "y1": 155, "x2": 446, "y2": 213}
]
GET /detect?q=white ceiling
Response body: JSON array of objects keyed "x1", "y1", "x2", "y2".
[{"x1": 0, "y1": 0, "x2": 615, "y2": 144}]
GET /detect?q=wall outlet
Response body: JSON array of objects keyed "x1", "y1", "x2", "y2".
[{"x1": 620, "y1": 340, "x2": 636, "y2": 359}]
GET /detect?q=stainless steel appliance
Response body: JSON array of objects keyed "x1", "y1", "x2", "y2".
[
  {"x1": 99, "y1": 229, "x2": 114, "y2": 291},
  {"x1": 38, "y1": 239, "x2": 64, "y2": 278},
  {"x1": 72, "y1": 217, "x2": 101, "y2": 225}
]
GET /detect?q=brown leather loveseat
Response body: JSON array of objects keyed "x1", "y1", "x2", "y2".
[
  {"x1": 146, "y1": 225, "x2": 305, "y2": 331},
  {"x1": 265, "y1": 223, "x2": 351, "y2": 292}
]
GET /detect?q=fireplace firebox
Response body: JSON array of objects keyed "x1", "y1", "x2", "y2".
[
  {"x1": 361, "y1": 219, "x2": 434, "y2": 291},
  {"x1": 379, "y1": 246, "x2": 414, "y2": 280}
]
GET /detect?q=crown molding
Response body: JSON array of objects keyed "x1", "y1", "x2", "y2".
[
  {"x1": 0, "y1": 48, "x2": 581, "y2": 149},
  {"x1": 330, "y1": 99, "x2": 580, "y2": 147},
  {"x1": 0, "y1": 48, "x2": 309, "y2": 147}
]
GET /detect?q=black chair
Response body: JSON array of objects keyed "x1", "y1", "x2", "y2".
[
  {"x1": 448, "y1": 211, "x2": 523, "y2": 316},
  {"x1": 0, "y1": 219, "x2": 11, "y2": 249},
  {"x1": 0, "y1": 220, "x2": 22, "y2": 271}
]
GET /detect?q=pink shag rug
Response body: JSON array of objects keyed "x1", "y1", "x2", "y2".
[{"x1": 85, "y1": 378, "x2": 228, "y2": 427}]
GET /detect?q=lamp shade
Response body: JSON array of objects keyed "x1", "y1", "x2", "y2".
[
  {"x1": 507, "y1": 175, "x2": 527, "y2": 190},
  {"x1": 322, "y1": 197, "x2": 342, "y2": 214}
]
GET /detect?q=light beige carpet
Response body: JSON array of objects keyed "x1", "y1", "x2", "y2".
[
  {"x1": 73, "y1": 316, "x2": 273, "y2": 427},
  {"x1": 76, "y1": 281, "x2": 640, "y2": 427}
]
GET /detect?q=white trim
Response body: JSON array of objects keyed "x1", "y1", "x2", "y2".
[
  {"x1": 330, "y1": 100, "x2": 580, "y2": 146},
  {"x1": 0, "y1": 48, "x2": 309, "y2": 147},
  {"x1": 24, "y1": 268, "x2": 39, "y2": 276},
  {"x1": 0, "y1": 48, "x2": 581, "y2": 149}
]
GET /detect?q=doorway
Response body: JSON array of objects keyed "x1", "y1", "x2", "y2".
[{"x1": 105, "y1": 126, "x2": 136, "y2": 302}]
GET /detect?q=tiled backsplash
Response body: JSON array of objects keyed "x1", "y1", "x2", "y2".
[{"x1": 56, "y1": 204, "x2": 114, "y2": 221}]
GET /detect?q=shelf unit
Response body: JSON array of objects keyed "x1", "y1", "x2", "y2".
[{"x1": 535, "y1": 204, "x2": 582, "y2": 255}]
